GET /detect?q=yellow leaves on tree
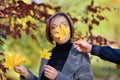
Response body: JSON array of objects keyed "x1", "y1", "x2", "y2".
[
  {"x1": 3, "y1": 52, "x2": 26, "y2": 69},
  {"x1": 39, "y1": 49, "x2": 51, "y2": 60},
  {"x1": 23, "y1": 0, "x2": 31, "y2": 4},
  {"x1": 46, "y1": 8, "x2": 56, "y2": 15},
  {"x1": 55, "y1": 24, "x2": 70, "y2": 40}
]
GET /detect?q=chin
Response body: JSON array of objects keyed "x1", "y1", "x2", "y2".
[
  {"x1": 53, "y1": 36, "x2": 70, "y2": 44},
  {"x1": 56, "y1": 39, "x2": 69, "y2": 44}
]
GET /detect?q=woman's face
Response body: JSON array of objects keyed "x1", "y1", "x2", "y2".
[{"x1": 50, "y1": 16, "x2": 70, "y2": 44}]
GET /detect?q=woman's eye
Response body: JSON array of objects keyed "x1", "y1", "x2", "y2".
[{"x1": 63, "y1": 24, "x2": 66, "y2": 26}]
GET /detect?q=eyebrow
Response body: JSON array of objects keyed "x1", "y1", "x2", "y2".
[
  {"x1": 61, "y1": 21, "x2": 68, "y2": 24},
  {"x1": 51, "y1": 21, "x2": 68, "y2": 26},
  {"x1": 50, "y1": 24, "x2": 56, "y2": 27}
]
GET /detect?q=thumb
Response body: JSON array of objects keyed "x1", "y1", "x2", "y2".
[
  {"x1": 14, "y1": 66, "x2": 22, "y2": 72},
  {"x1": 74, "y1": 40, "x2": 82, "y2": 45}
]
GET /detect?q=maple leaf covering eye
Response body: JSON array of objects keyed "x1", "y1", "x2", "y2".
[
  {"x1": 54, "y1": 24, "x2": 70, "y2": 40},
  {"x1": 3, "y1": 52, "x2": 26, "y2": 69},
  {"x1": 39, "y1": 49, "x2": 51, "y2": 60}
]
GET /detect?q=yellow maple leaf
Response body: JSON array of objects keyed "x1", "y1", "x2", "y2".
[
  {"x1": 3, "y1": 52, "x2": 26, "y2": 69},
  {"x1": 39, "y1": 49, "x2": 51, "y2": 60},
  {"x1": 55, "y1": 24, "x2": 70, "y2": 40}
]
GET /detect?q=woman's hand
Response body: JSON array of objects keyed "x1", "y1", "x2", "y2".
[
  {"x1": 14, "y1": 65, "x2": 28, "y2": 78},
  {"x1": 44, "y1": 65, "x2": 58, "y2": 80},
  {"x1": 74, "y1": 40, "x2": 92, "y2": 53}
]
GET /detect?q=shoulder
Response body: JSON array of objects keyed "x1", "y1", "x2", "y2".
[{"x1": 70, "y1": 44, "x2": 90, "y2": 61}]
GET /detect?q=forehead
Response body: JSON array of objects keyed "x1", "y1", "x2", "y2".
[{"x1": 50, "y1": 16, "x2": 68, "y2": 24}]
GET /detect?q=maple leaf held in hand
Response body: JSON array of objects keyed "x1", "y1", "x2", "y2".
[
  {"x1": 39, "y1": 49, "x2": 51, "y2": 60},
  {"x1": 54, "y1": 24, "x2": 70, "y2": 40},
  {"x1": 3, "y1": 52, "x2": 26, "y2": 69}
]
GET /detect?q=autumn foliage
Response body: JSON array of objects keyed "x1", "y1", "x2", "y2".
[{"x1": 0, "y1": 0, "x2": 120, "y2": 79}]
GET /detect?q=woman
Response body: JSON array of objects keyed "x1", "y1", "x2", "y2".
[{"x1": 14, "y1": 12, "x2": 93, "y2": 80}]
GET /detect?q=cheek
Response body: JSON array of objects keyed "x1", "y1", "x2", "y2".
[
  {"x1": 50, "y1": 30, "x2": 58, "y2": 40},
  {"x1": 66, "y1": 33, "x2": 70, "y2": 39},
  {"x1": 50, "y1": 30, "x2": 56, "y2": 36}
]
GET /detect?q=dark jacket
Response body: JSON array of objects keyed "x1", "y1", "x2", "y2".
[
  {"x1": 20, "y1": 44, "x2": 93, "y2": 80},
  {"x1": 92, "y1": 45, "x2": 120, "y2": 64}
]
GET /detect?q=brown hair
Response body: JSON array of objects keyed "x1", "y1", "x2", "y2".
[{"x1": 46, "y1": 12, "x2": 74, "y2": 44}]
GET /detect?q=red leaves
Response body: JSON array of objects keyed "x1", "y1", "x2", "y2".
[
  {"x1": 0, "y1": 0, "x2": 117, "y2": 47},
  {"x1": 0, "y1": 39, "x2": 4, "y2": 45},
  {"x1": 92, "y1": 18, "x2": 99, "y2": 25},
  {"x1": 0, "y1": 24, "x2": 11, "y2": 36},
  {"x1": 17, "y1": 1, "x2": 31, "y2": 17},
  {"x1": 103, "y1": 7, "x2": 111, "y2": 11},
  {"x1": 0, "y1": 64, "x2": 6, "y2": 73},
  {"x1": 0, "y1": 53, "x2": 3, "y2": 56},
  {"x1": 25, "y1": 28, "x2": 30, "y2": 35},
  {"x1": 11, "y1": 29, "x2": 21, "y2": 39},
  {"x1": 85, "y1": 0, "x2": 112, "y2": 26},
  {"x1": 87, "y1": 5, "x2": 97, "y2": 13},
  {"x1": 67, "y1": 13, "x2": 78, "y2": 23},
  {"x1": 82, "y1": 1, "x2": 108, "y2": 26},
  {"x1": 88, "y1": 25, "x2": 93, "y2": 32},
  {"x1": 0, "y1": 64, "x2": 11, "y2": 80},
  {"x1": 90, "y1": 0, "x2": 94, "y2": 6},
  {"x1": 31, "y1": 34, "x2": 38, "y2": 42},
  {"x1": 0, "y1": 1, "x2": 61, "y2": 43},
  {"x1": 76, "y1": 0, "x2": 117, "y2": 46},
  {"x1": 0, "y1": 0, "x2": 61, "y2": 21},
  {"x1": 71, "y1": 18, "x2": 78, "y2": 24},
  {"x1": 0, "y1": 11, "x2": 4, "y2": 18},
  {"x1": 0, "y1": 53, "x2": 7, "y2": 73},
  {"x1": 87, "y1": 35, "x2": 111, "y2": 45},
  {"x1": 96, "y1": 15, "x2": 104, "y2": 20},
  {"x1": 82, "y1": 18, "x2": 88, "y2": 23}
]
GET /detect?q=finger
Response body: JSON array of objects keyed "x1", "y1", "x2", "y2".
[
  {"x1": 44, "y1": 67, "x2": 53, "y2": 74},
  {"x1": 74, "y1": 45, "x2": 80, "y2": 50},
  {"x1": 76, "y1": 47, "x2": 79, "y2": 50},
  {"x1": 74, "y1": 42, "x2": 78, "y2": 45},
  {"x1": 15, "y1": 66, "x2": 22, "y2": 70},
  {"x1": 76, "y1": 47, "x2": 81, "y2": 51},
  {"x1": 74, "y1": 41, "x2": 83, "y2": 46},
  {"x1": 44, "y1": 71, "x2": 52, "y2": 78},
  {"x1": 77, "y1": 40, "x2": 84, "y2": 44},
  {"x1": 14, "y1": 68, "x2": 21, "y2": 73},
  {"x1": 17, "y1": 69, "x2": 21, "y2": 73},
  {"x1": 74, "y1": 40, "x2": 79, "y2": 43},
  {"x1": 44, "y1": 74, "x2": 51, "y2": 79},
  {"x1": 74, "y1": 45, "x2": 80, "y2": 49},
  {"x1": 14, "y1": 66, "x2": 20, "y2": 71},
  {"x1": 75, "y1": 44, "x2": 79, "y2": 47},
  {"x1": 14, "y1": 66, "x2": 23, "y2": 73},
  {"x1": 14, "y1": 66, "x2": 19, "y2": 69},
  {"x1": 19, "y1": 65, "x2": 24, "y2": 68},
  {"x1": 74, "y1": 44, "x2": 78, "y2": 48},
  {"x1": 44, "y1": 70, "x2": 51, "y2": 76},
  {"x1": 74, "y1": 41, "x2": 77, "y2": 44},
  {"x1": 44, "y1": 65, "x2": 54, "y2": 70}
]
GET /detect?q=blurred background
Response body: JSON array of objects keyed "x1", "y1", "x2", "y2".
[{"x1": 0, "y1": 0, "x2": 120, "y2": 80}]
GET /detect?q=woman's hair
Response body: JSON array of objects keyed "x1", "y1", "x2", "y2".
[{"x1": 46, "y1": 12, "x2": 74, "y2": 44}]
